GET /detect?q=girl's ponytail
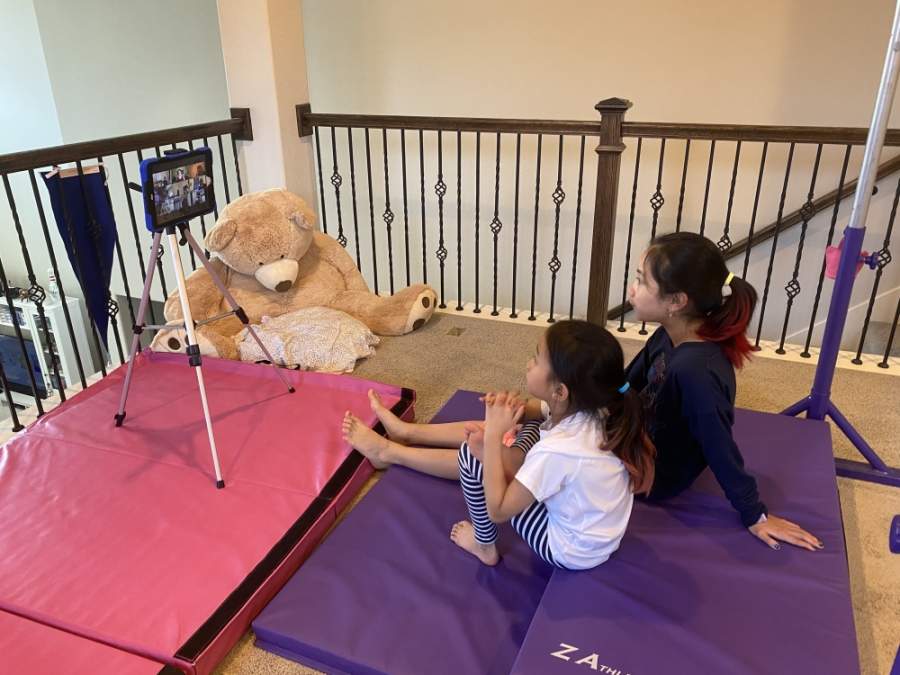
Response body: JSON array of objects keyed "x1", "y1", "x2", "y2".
[
  {"x1": 604, "y1": 387, "x2": 656, "y2": 494},
  {"x1": 697, "y1": 275, "x2": 757, "y2": 369}
]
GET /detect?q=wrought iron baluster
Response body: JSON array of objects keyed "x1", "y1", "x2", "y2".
[
  {"x1": 75, "y1": 160, "x2": 123, "y2": 366},
  {"x1": 852, "y1": 173, "x2": 897, "y2": 364},
  {"x1": 382, "y1": 128, "x2": 395, "y2": 294},
  {"x1": 97, "y1": 157, "x2": 138, "y2": 360},
  {"x1": 456, "y1": 130, "x2": 463, "y2": 311},
  {"x1": 568, "y1": 135, "x2": 587, "y2": 320},
  {"x1": 230, "y1": 134, "x2": 244, "y2": 197},
  {"x1": 474, "y1": 132, "x2": 482, "y2": 313},
  {"x1": 217, "y1": 135, "x2": 231, "y2": 205},
  {"x1": 618, "y1": 137, "x2": 643, "y2": 333},
  {"x1": 699, "y1": 140, "x2": 716, "y2": 236},
  {"x1": 2, "y1": 175, "x2": 57, "y2": 409},
  {"x1": 675, "y1": 139, "x2": 690, "y2": 233},
  {"x1": 419, "y1": 129, "x2": 427, "y2": 284},
  {"x1": 186, "y1": 140, "x2": 208, "y2": 252},
  {"x1": 29, "y1": 169, "x2": 87, "y2": 390},
  {"x1": 777, "y1": 144, "x2": 823, "y2": 354},
  {"x1": 878, "y1": 295, "x2": 900, "y2": 368},
  {"x1": 528, "y1": 134, "x2": 543, "y2": 321},
  {"x1": 510, "y1": 133, "x2": 522, "y2": 319},
  {"x1": 490, "y1": 132, "x2": 503, "y2": 317},
  {"x1": 719, "y1": 141, "x2": 741, "y2": 252},
  {"x1": 143, "y1": 148, "x2": 170, "y2": 299},
  {"x1": 117, "y1": 153, "x2": 158, "y2": 325},
  {"x1": 742, "y1": 142, "x2": 769, "y2": 279},
  {"x1": 435, "y1": 131, "x2": 448, "y2": 308},
  {"x1": 330, "y1": 126, "x2": 347, "y2": 247},
  {"x1": 347, "y1": 128, "x2": 363, "y2": 270},
  {"x1": 802, "y1": 145, "x2": 852, "y2": 358},
  {"x1": 547, "y1": 135, "x2": 566, "y2": 323},
  {"x1": 754, "y1": 142, "x2": 796, "y2": 349},
  {"x1": 314, "y1": 126, "x2": 327, "y2": 235},
  {"x1": 400, "y1": 129, "x2": 411, "y2": 286},
  {"x1": 0, "y1": 361, "x2": 22, "y2": 431},
  {"x1": 364, "y1": 129, "x2": 380, "y2": 294},
  {"x1": 200, "y1": 138, "x2": 219, "y2": 223},
  {"x1": 640, "y1": 138, "x2": 666, "y2": 334}
]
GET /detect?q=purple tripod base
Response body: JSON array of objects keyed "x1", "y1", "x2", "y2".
[
  {"x1": 782, "y1": 397, "x2": 900, "y2": 488},
  {"x1": 782, "y1": 225, "x2": 900, "y2": 488}
]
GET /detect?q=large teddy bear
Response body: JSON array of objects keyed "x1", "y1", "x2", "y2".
[{"x1": 151, "y1": 188, "x2": 437, "y2": 359}]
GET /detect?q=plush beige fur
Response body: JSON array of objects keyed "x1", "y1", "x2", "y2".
[{"x1": 150, "y1": 188, "x2": 437, "y2": 358}]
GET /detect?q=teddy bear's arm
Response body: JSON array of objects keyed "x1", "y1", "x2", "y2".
[
  {"x1": 313, "y1": 232, "x2": 370, "y2": 292},
  {"x1": 163, "y1": 258, "x2": 230, "y2": 322}
]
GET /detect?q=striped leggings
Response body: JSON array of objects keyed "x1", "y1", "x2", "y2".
[{"x1": 457, "y1": 421, "x2": 559, "y2": 567}]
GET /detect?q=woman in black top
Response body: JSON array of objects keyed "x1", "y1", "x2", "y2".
[{"x1": 626, "y1": 233, "x2": 821, "y2": 551}]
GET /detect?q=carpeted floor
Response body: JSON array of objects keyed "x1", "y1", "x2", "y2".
[{"x1": 216, "y1": 313, "x2": 900, "y2": 675}]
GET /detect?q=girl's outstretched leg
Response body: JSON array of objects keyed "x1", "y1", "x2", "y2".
[
  {"x1": 369, "y1": 389, "x2": 471, "y2": 447},
  {"x1": 451, "y1": 442, "x2": 499, "y2": 566},
  {"x1": 342, "y1": 411, "x2": 460, "y2": 479}
]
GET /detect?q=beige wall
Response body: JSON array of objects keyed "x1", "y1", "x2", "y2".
[{"x1": 301, "y1": 0, "x2": 899, "y2": 127}]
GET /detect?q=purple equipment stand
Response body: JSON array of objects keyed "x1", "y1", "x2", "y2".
[{"x1": 782, "y1": 2, "x2": 900, "y2": 488}]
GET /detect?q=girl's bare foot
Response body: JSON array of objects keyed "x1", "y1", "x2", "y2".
[
  {"x1": 342, "y1": 411, "x2": 391, "y2": 469},
  {"x1": 368, "y1": 389, "x2": 411, "y2": 443},
  {"x1": 450, "y1": 520, "x2": 499, "y2": 566}
]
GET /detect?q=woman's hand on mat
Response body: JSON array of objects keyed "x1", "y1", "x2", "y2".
[
  {"x1": 483, "y1": 391, "x2": 526, "y2": 441},
  {"x1": 464, "y1": 421, "x2": 486, "y2": 461},
  {"x1": 749, "y1": 514, "x2": 824, "y2": 551}
]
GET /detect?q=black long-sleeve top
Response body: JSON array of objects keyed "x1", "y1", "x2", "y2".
[{"x1": 626, "y1": 327, "x2": 767, "y2": 527}]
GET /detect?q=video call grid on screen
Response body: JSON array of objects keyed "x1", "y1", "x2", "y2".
[{"x1": 144, "y1": 148, "x2": 216, "y2": 230}]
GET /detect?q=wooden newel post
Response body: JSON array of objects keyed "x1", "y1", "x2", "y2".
[{"x1": 586, "y1": 97, "x2": 631, "y2": 325}]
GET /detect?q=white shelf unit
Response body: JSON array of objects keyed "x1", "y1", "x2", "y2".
[{"x1": 0, "y1": 295, "x2": 95, "y2": 407}]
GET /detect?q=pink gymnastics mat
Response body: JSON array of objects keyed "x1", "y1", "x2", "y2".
[{"x1": 0, "y1": 350, "x2": 414, "y2": 674}]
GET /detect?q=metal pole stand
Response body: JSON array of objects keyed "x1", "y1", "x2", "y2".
[
  {"x1": 114, "y1": 222, "x2": 295, "y2": 490},
  {"x1": 782, "y1": 0, "x2": 900, "y2": 488}
]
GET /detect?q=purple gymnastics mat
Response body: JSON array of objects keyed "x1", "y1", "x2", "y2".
[
  {"x1": 254, "y1": 392, "x2": 858, "y2": 675},
  {"x1": 511, "y1": 408, "x2": 858, "y2": 675},
  {"x1": 253, "y1": 390, "x2": 554, "y2": 675}
]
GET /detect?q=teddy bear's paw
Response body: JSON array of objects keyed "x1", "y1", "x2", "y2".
[
  {"x1": 150, "y1": 325, "x2": 219, "y2": 358},
  {"x1": 404, "y1": 288, "x2": 438, "y2": 333}
]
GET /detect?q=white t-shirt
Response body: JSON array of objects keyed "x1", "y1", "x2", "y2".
[{"x1": 514, "y1": 409, "x2": 633, "y2": 570}]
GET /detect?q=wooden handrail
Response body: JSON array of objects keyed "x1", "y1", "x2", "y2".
[
  {"x1": 296, "y1": 105, "x2": 900, "y2": 147},
  {"x1": 606, "y1": 153, "x2": 900, "y2": 321},
  {"x1": 0, "y1": 108, "x2": 251, "y2": 174}
]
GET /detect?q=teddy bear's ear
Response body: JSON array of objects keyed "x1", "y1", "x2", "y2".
[
  {"x1": 206, "y1": 218, "x2": 238, "y2": 252},
  {"x1": 290, "y1": 211, "x2": 314, "y2": 231}
]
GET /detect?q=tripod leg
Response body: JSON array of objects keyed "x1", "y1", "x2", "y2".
[
  {"x1": 167, "y1": 232, "x2": 226, "y2": 489},
  {"x1": 183, "y1": 230, "x2": 295, "y2": 394},
  {"x1": 115, "y1": 232, "x2": 163, "y2": 427}
]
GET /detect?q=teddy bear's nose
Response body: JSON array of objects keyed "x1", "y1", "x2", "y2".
[{"x1": 275, "y1": 280, "x2": 293, "y2": 292}]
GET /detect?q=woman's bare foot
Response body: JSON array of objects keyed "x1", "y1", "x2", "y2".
[
  {"x1": 342, "y1": 411, "x2": 392, "y2": 469},
  {"x1": 368, "y1": 389, "x2": 411, "y2": 444},
  {"x1": 450, "y1": 520, "x2": 499, "y2": 566}
]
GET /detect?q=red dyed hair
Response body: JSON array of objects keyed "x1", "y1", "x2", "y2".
[{"x1": 645, "y1": 233, "x2": 758, "y2": 369}]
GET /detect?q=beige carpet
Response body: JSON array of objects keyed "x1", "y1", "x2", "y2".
[{"x1": 216, "y1": 313, "x2": 900, "y2": 675}]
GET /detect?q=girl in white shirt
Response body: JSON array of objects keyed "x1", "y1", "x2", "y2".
[{"x1": 342, "y1": 320, "x2": 655, "y2": 569}]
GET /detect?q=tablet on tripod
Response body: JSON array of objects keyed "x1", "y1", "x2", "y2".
[{"x1": 140, "y1": 148, "x2": 216, "y2": 232}]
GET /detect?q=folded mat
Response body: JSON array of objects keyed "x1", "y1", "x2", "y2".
[
  {"x1": 511, "y1": 409, "x2": 858, "y2": 675},
  {"x1": 255, "y1": 394, "x2": 858, "y2": 675},
  {"x1": 253, "y1": 390, "x2": 553, "y2": 674}
]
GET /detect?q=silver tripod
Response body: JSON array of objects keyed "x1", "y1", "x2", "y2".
[{"x1": 114, "y1": 222, "x2": 295, "y2": 489}]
